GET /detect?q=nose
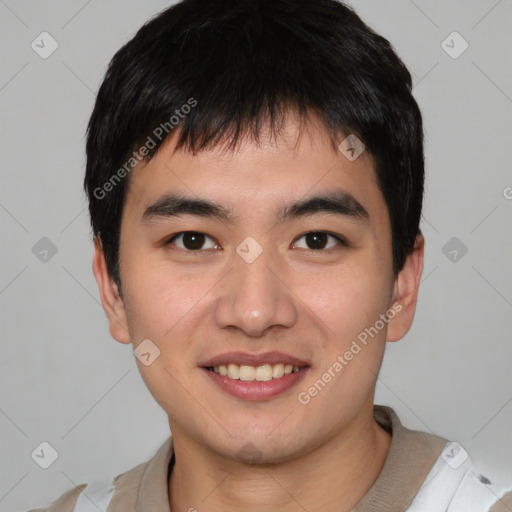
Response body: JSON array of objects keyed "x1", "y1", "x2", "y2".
[{"x1": 213, "y1": 245, "x2": 298, "y2": 337}]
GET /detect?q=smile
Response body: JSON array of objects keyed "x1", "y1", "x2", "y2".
[
  {"x1": 206, "y1": 363, "x2": 303, "y2": 382},
  {"x1": 202, "y1": 364, "x2": 310, "y2": 401}
]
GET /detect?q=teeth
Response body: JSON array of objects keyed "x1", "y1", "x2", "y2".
[
  {"x1": 210, "y1": 363, "x2": 303, "y2": 381},
  {"x1": 239, "y1": 365, "x2": 255, "y2": 381},
  {"x1": 227, "y1": 363, "x2": 240, "y2": 379},
  {"x1": 255, "y1": 364, "x2": 272, "y2": 381},
  {"x1": 272, "y1": 363, "x2": 285, "y2": 378}
]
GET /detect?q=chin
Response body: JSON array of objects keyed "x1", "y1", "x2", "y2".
[{"x1": 209, "y1": 428, "x2": 311, "y2": 465}]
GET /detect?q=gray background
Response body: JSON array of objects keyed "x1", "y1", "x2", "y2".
[{"x1": 0, "y1": 1, "x2": 511, "y2": 510}]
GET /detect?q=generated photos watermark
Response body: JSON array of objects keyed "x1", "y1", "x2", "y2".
[
  {"x1": 297, "y1": 302, "x2": 402, "y2": 405},
  {"x1": 93, "y1": 97, "x2": 197, "y2": 200}
]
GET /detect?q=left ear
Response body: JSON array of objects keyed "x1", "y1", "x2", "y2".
[{"x1": 386, "y1": 233, "x2": 424, "y2": 342}]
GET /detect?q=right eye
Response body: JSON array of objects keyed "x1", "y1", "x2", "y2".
[{"x1": 165, "y1": 231, "x2": 220, "y2": 251}]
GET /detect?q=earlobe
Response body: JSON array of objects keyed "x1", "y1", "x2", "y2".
[
  {"x1": 386, "y1": 234, "x2": 424, "y2": 343},
  {"x1": 92, "y1": 237, "x2": 131, "y2": 344}
]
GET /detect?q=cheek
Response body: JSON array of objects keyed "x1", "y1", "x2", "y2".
[
  {"x1": 123, "y1": 266, "x2": 207, "y2": 410},
  {"x1": 301, "y1": 265, "x2": 390, "y2": 411},
  {"x1": 301, "y1": 262, "x2": 391, "y2": 344},
  {"x1": 122, "y1": 257, "x2": 211, "y2": 338}
]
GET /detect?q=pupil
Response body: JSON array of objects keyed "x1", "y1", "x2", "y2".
[
  {"x1": 306, "y1": 232, "x2": 327, "y2": 250},
  {"x1": 183, "y1": 232, "x2": 204, "y2": 250}
]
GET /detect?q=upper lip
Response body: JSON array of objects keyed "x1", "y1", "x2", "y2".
[{"x1": 200, "y1": 351, "x2": 310, "y2": 368}]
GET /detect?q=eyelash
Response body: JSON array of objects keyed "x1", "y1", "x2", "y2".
[{"x1": 164, "y1": 231, "x2": 348, "y2": 252}]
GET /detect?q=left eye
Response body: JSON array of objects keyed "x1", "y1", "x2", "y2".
[{"x1": 293, "y1": 231, "x2": 345, "y2": 250}]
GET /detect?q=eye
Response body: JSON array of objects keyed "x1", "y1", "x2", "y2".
[
  {"x1": 165, "y1": 231, "x2": 219, "y2": 251},
  {"x1": 293, "y1": 231, "x2": 346, "y2": 251}
]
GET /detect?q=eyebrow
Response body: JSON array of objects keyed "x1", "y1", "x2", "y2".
[{"x1": 141, "y1": 190, "x2": 370, "y2": 225}]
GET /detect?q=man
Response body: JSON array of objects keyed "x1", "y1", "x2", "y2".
[{"x1": 28, "y1": 0, "x2": 511, "y2": 510}]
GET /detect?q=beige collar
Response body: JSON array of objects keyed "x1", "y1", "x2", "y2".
[{"x1": 353, "y1": 405, "x2": 448, "y2": 511}]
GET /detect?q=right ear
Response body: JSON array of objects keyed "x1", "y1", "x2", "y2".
[{"x1": 92, "y1": 237, "x2": 131, "y2": 344}]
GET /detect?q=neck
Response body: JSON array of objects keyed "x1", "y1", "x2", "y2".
[{"x1": 168, "y1": 403, "x2": 391, "y2": 512}]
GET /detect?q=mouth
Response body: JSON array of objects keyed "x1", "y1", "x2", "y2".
[
  {"x1": 204, "y1": 363, "x2": 307, "y2": 382},
  {"x1": 199, "y1": 352, "x2": 311, "y2": 401}
]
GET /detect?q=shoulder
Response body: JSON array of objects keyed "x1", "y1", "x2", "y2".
[
  {"x1": 374, "y1": 406, "x2": 511, "y2": 512},
  {"x1": 407, "y1": 440, "x2": 512, "y2": 512},
  {"x1": 25, "y1": 483, "x2": 87, "y2": 512},
  {"x1": 24, "y1": 458, "x2": 150, "y2": 512},
  {"x1": 24, "y1": 436, "x2": 173, "y2": 512}
]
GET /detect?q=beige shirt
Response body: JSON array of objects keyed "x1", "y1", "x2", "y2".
[{"x1": 28, "y1": 404, "x2": 511, "y2": 512}]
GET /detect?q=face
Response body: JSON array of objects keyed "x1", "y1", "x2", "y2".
[{"x1": 93, "y1": 113, "x2": 423, "y2": 463}]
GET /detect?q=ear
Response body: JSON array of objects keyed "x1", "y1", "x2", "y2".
[
  {"x1": 92, "y1": 237, "x2": 131, "y2": 344},
  {"x1": 386, "y1": 234, "x2": 424, "y2": 343}
]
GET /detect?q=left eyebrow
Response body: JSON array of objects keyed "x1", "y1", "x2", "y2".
[
  {"x1": 141, "y1": 190, "x2": 370, "y2": 225},
  {"x1": 276, "y1": 190, "x2": 369, "y2": 223}
]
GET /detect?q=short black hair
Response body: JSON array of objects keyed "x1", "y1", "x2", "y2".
[{"x1": 84, "y1": 0, "x2": 424, "y2": 292}]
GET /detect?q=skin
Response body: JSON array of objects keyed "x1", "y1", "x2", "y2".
[{"x1": 93, "y1": 112, "x2": 424, "y2": 512}]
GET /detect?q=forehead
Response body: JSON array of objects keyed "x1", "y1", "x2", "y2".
[{"x1": 122, "y1": 114, "x2": 385, "y2": 226}]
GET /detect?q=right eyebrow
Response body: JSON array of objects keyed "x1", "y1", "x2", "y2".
[{"x1": 142, "y1": 194, "x2": 235, "y2": 224}]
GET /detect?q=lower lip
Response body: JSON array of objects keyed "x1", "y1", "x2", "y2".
[{"x1": 201, "y1": 367, "x2": 310, "y2": 401}]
